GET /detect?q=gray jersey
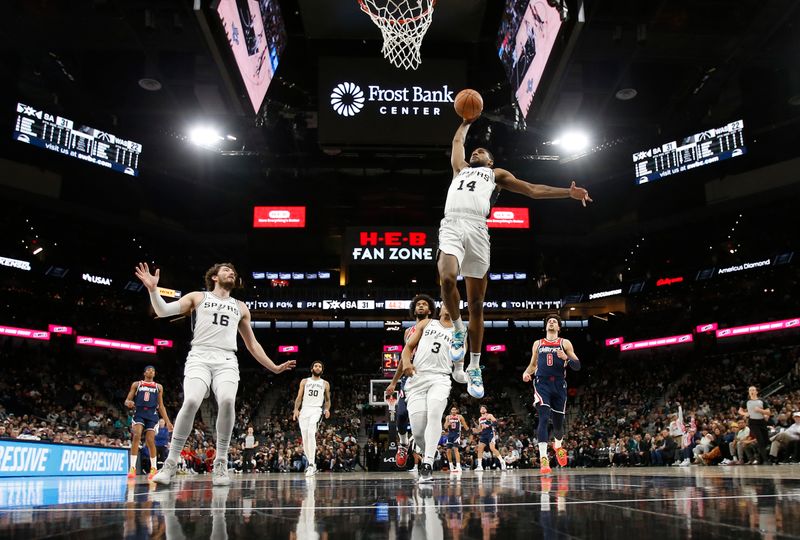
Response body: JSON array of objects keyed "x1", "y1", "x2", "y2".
[{"x1": 190, "y1": 292, "x2": 242, "y2": 351}]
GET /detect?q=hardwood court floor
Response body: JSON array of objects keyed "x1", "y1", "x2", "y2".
[{"x1": 1, "y1": 465, "x2": 799, "y2": 538}]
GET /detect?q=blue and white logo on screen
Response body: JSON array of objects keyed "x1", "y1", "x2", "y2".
[{"x1": 331, "y1": 82, "x2": 365, "y2": 117}]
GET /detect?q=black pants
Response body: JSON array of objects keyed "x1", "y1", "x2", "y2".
[
  {"x1": 243, "y1": 448, "x2": 255, "y2": 472},
  {"x1": 748, "y1": 419, "x2": 770, "y2": 463}
]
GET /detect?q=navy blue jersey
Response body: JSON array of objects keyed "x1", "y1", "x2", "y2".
[
  {"x1": 479, "y1": 415, "x2": 494, "y2": 437},
  {"x1": 536, "y1": 338, "x2": 569, "y2": 379},
  {"x1": 134, "y1": 381, "x2": 159, "y2": 418},
  {"x1": 446, "y1": 415, "x2": 461, "y2": 435}
]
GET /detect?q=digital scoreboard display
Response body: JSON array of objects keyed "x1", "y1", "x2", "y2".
[
  {"x1": 633, "y1": 119, "x2": 745, "y2": 185},
  {"x1": 13, "y1": 103, "x2": 142, "y2": 176},
  {"x1": 382, "y1": 344, "x2": 402, "y2": 377}
]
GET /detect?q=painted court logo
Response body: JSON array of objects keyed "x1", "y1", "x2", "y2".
[{"x1": 330, "y1": 82, "x2": 365, "y2": 117}]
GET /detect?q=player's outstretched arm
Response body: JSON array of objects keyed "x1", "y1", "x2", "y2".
[
  {"x1": 560, "y1": 339, "x2": 581, "y2": 371},
  {"x1": 134, "y1": 262, "x2": 201, "y2": 317},
  {"x1": 494, "y1": 169, "x2": 593, "y2": 206},
  {"x1": 451, "y1": 120, "x2": 473, "y2": 175},
  {"x1": 237, "y1": 302, "x2": 296, "y2": 374}
]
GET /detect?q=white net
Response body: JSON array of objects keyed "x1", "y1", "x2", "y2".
[{"x1": 358, "y1": 0, "x2": 435, "y2": 70}]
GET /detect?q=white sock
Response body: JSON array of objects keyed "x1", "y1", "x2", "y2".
[
  {"x1": 453, "y1": 318, "x2": 465, "y2": 333},
  {"x1": 538, "y1": 442, "x2": 548, "y2": 460},
  {"x1": 469, "y1": 353, "x2": 481, "y2": 370},
  {"x1": 399, "y1": 432, "x2": 409, "y2": 446},
  {"x1": 554, "y1": 438, "x2": 562, "y2": 449}
]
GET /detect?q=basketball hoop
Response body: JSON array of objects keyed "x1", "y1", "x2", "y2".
[{"x1": 358, "y1": 0, "x2": 435, "y2": 70}]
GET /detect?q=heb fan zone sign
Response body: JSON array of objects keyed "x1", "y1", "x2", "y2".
[
  {"x1": 487, "y1": 207, "x2": 530, "y2": 229},
  {"x1": 253, "y1": 206, "x2": 306, "y2": 228},
  {"x1": 344, "y1": 227, "x2": 437, "y2": 265}
]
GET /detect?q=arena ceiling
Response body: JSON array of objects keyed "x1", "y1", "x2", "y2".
[{"x1": 1, "y1": 0, "x2": 799, "y2": 275}]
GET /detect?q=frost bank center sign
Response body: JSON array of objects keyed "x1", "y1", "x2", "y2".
[{"x1": 319, "y1": 57, "x2": 466, "y2": 146}]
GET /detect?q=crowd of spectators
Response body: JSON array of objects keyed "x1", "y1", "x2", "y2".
[{"x1": 2, "y1": 321, "x2": 799, "y2": 474}]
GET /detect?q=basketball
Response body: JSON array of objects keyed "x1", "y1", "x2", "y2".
[{"x1": 454, "y1": 89, "x2": 483, "y2": 121}]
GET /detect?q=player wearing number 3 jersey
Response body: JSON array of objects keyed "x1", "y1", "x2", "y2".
[
  {"x1": 438, "y1": 119, "x2": 593, "y2": 401},
  {"x1": 134, "y1": 262, "x2": 296, "y2": 486}
]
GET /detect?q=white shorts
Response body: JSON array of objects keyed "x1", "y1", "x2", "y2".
[
  {"x1": 184, "y1": 347, "x2": 239, "y2": 395},
  {"x1": 404, "y1": 372, "x2": 452, "y2": 416},
  {"x1": 298, "y1": 410, "x2": 322, "y2": 432},
  {"x1": 438, "y1": 215, "x2": 490, "y2": 278}
]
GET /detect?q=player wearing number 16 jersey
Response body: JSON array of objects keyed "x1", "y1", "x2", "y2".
[
  {"x1": 293, "y1": 361, "x2": 331, "y2": 477},
  {"x1": 522, "y1": 315, "x2": 581, "y2": 474},
  {"x1": 134, "y1": 262, "x2": 296, "y2": 486}
]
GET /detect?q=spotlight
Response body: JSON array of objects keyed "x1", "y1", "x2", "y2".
[
  {"x1": 33, "y1": 247, "x2": 43, "y2": 255},
  {"x1": 188, "y1": 126, "x2": 223, "y2": 147},
  {"x1": 553, "y1": 131, "x2": 589, "y2": 153}
]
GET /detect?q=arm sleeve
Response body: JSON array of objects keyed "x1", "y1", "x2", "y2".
[{"x1": 149, "y1": 289, "x2": 182, "y2": 318}]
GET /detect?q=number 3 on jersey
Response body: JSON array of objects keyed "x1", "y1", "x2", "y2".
[{"x1": 212, "y1": 313, "x2": 230, "y2": 326}]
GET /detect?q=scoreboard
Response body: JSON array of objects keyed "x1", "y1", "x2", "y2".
[
  {"x1": 13, "y1": 102, "x2": 142, "y2": 176},
  {"x1": 633, "y1": 119, "x2": 746, "y2": 185},
  {"x1": 382, "y1": 345, "x2": 402, "y2": 377}
]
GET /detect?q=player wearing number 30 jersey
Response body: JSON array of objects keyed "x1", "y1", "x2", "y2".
[
  {"x1": 293, "y1": 361, "x2": 331, "y2": 477},
  {"x1": 135, "y1": 262, "x2": 296, "y2": 487},
  {"x1": 522, "y1": 314, "x2": 581, "y2": 474}
]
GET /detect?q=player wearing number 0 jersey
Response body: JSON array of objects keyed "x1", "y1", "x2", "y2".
[
  {"x1": 438, "y1": 119, "x2": 593, "y2": 400},
  {"x1": 135, "y1": 262, "x2": 295, "y2": 487},
  {"x1": 401, "y1": 304, "x2": 456, "y2": 483},
  {"x1": 124, "y1": 365, "x2": 172, "y2": 479},
  {"x1": 293, "y1": 361, "x2": 331, "y2": 477},
  {"x1": 522, "y1": 314, "x2": 581, "y2": 474}
]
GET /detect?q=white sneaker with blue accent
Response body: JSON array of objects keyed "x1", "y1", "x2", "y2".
[
  {"x1": 450, "y1": 328, "x2": 466, "y2": 362},
  {"x1": 466, "y1": 366, "x2": 484, "y2": 398}
]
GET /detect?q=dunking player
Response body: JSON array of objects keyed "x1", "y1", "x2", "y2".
[
  {"x1": 386, "y1": 294, "x2": 435, "y2": 471},
  {"x1": 522, "y1": 314, "x2": 581, "y2": 474},
  {"x1": 124, "y1": 365, "x2": 173, "y2": 479},
  {"x1": 135, "y1": 262, "x2": 295, "y2": 486},
  {"x1": 474, "y1": 405, "x2": 506, "y2": 471},
  {"x1": 443, "y1": 406, "x2": 469, "y2": 472},
  {"x1": 293, "y1": 360, "x2": 331, "y2": 477},
  {"x1": 440, "y1": 119, "x2": 592, "y2": 398},
  {"x1": 401, "y1": 303, "x2": 457, "y2": 483}
]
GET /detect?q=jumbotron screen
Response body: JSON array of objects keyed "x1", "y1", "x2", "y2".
[
  {"x1": 497, "y1": 1, "x2": 563, "y2": 117},
  {"x1": 633, "y1": 119, "x2": 746, "y2": 185},
  {"x1": 13, "y1": 102, "x2": 142, "y2": 176},
  {"x1": 215, "y1": 0, "x2": 287, "y2": 113}
]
